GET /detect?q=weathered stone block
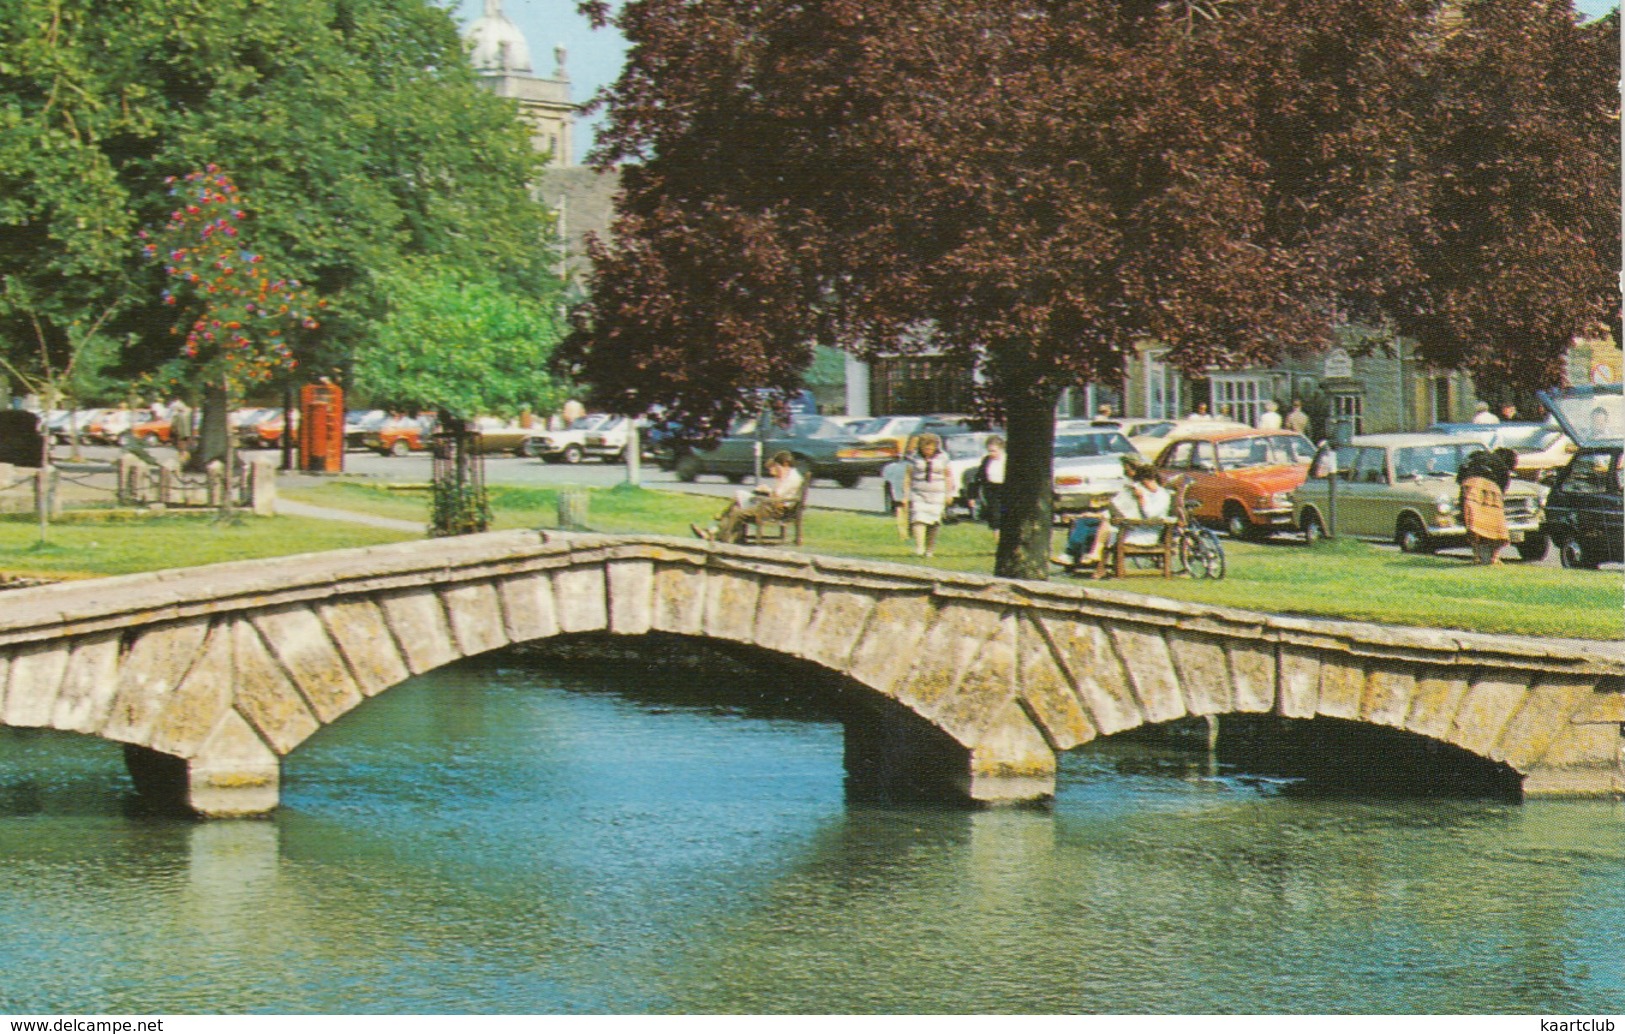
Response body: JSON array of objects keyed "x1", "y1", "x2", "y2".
[
  {"x1": 1167, "y1": 631, "x2": 1230, "y2": 716},
  {"x1": 1315, "y1": 658, "x2": 1365, "y2": 720},
  {"x1": 1404, "y1": 673, "x2": 1471, "y2": 740},
  {"x1": 377, "y1": 589, "x2": 459, "y2": 674},
  {"x1": 945, "y1": 626, "x2": 1019, "y2": 743},
  {"x1": 1523, "y1": 715, "x2": 1618, "y2": 771},
  {"x1": 553, "y1": 566, "x2": 609, "y2": 634},
  {"x1": 1110, "y1": 625, "x2": 1186, "y2": 724},
  {"x1": 1359, "y1": 665, "x2": 1416, "y2": 729},
  {"x1": 1276, "y1": 647, "x2": 1321, "y2": 718},
  {"x1": 895, "y1": 608, "x2": 988, "y2": 730},
  {"x1": 188, "y1": 709, "x2": 280, "y2": 817},
  {"x1": 801, "y1": 590, "x2": 875, "y2": 672},
  {"x1": 1450, "y1": 674, "x2": 1531, "y2": 757},
  {"x1": 231, "y1": 619, "x2": 320, "y2": 755},
  {"x1": 702, "y1": 570, "x2": 759, "y2": 643},
  {"x1": 752, "y1": 579, "x2": 816, "y2": 657},
  {"x1": 149, "y1": 624, "x2": 234, "y2": 758},
  {"x1": 102, "y1": 621, "x2": 211, "y2": 745},
  {"x1": 1016, "y1": 618, "x2": 1096, "y2": 750},
  {"x1": 1227, "y1": 643, "x2": 1276, "y2": 713},
  {"x1": 441, "y1": 582, "x2": 511, "y2": 657},
  {"x1": 847, "y1": 594, "x2": 935, "y2": 696},
  {"x1": 253, "y1": 605, "x2": 365, "y2": 724},
  {"x1": 650, "y1": 564, "x2": 706, "y2": 636},
  {"x1": 964, "y1": 700, "x2": 1057, "y2": 804},
  {"x1": 317, "y1": 597, "x2": 412, "y2": 697},
  {"x1": 1039, "y1": 615, "x2": 1141, "y2": 735},
  {"x1": 496, "y1": 572, "x2": 560, "y2": 644},
  {"x1": 2, "y1": 641, "x2": 70, "y2": 728},
  {"x1": 606, "y1": 560, "x2": 656, "y2": 636},
  {"x1": 1492, "y1": 676, "x2": 1596, "y2": 770},
  {"x1": 49, "y1": 632, "x2": 121, "y2": 735}
]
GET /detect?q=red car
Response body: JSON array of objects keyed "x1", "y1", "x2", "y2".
[{"x1": 1155, "y1": 428, "x2": 1316, "y2": 539}]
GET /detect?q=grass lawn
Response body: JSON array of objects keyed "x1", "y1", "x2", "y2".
[
  {"x1": 280, "y1": 481, "x2": 1620, "y2": 641},
  {"x1": 0, "y1": 512, "x2": 413, "y2": 580}
]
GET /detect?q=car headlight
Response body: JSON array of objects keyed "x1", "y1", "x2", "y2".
[{"x1": 1434, "y1": 497, "x2": 1453, "y2": 515}]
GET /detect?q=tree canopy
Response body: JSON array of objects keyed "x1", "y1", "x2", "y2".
[
  {"x1": 564, "y1": 0, "x2": 1619, "y2": 577},
  {"x1": 0, "y1": 0, "x2": 560, "y2": 400}
]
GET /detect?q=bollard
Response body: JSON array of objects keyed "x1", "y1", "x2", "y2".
[{"x1": 557, "y1": 488, "x2": 590, "y2": 530}]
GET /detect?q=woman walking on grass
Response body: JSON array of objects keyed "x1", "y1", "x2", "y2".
[{"x1": 905, "y1": 432, "x2": 953, "y2": 557}]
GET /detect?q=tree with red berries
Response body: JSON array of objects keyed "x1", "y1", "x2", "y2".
[{"x1": 145, "y1": 166, "x2": 324, "y2": 500}]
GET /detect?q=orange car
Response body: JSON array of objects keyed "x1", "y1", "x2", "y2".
[
  {"x1": 1155, "y1": 428, "x2": 1316, "y2": 539},
  {"x1": 128, "y1": 417, "x2": 172, "y2": 445}
]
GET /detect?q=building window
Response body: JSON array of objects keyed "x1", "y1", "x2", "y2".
[
  {"x1": 1142, "y1": 351, "x2": 1183, "y2": 419},
  {"x1": 872, "y1": 356, "x2": 974, "y2": 415},
  {"x1": 1210, "y1": 373, "x2": 1274, "y2": 427},
  {"x1": 1331, "y1": 392, "x2": 1365, "y2": 435}
]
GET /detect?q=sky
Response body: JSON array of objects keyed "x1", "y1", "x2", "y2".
[{"x1": 454, "y1": 0, "x2": 1621, "y2": 162}]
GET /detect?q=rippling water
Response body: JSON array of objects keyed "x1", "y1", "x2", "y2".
[{"x1": 0, "y1": 648, "x2": 1619, "y2": 1014}]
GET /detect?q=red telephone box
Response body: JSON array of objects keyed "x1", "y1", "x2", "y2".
[{"x1": 299, "y1": 382, "x2": 345, "y2": 473}]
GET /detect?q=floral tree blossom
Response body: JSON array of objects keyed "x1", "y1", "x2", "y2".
[{"x1": 143, "y1": 166, "x2": 324, "y2": 394}]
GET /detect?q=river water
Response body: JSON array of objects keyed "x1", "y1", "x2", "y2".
[{"x1": 0, "y1": 646, "x2": 1620, "y2": 1014}]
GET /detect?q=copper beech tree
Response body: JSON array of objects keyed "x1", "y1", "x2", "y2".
[{"x1": 564, "y1": 0, "x2": 1618, "y2": 579}]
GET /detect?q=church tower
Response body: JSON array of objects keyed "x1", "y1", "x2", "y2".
[{"x1": 465, "y1": 0, "x2": 575, "y2": 167}]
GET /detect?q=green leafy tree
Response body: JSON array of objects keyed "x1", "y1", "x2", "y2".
[
  {"x1": 0, "y1": 0, "x2": 557, "y2": 394},
  {"x1": 355, "y1": 263, "x2": 569, "y2": 534}
]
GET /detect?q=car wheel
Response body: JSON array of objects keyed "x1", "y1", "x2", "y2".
[
  {"x1": 674, "y1": 454, "x2": 701, "y2": 483},
  {"x1": 1396, "y1": 515, "x2": 1434, "y2": 554},
  {"x1": 1301, "y1": 510, "x2": 1325, "y2": 546},
  {"x1": 562, "y1": 444, "x2": 584, "y2": 465},
  {"x1": 726, "y1": 473, "x2": 747, "y2": 484},
  {"x1": 834, "y1": 472, "x2": 861, "y2": 490},
  {"x1": 1223, "y1": 503, "x2": 1253, "y2": 540},
  {"x1": 520, "y1": 438, "x2": 545, "y2": 458},
  {"x1": 1559, "y1": 537, "x2": 1599, "y2": 570},
  {"x1": 1515, "y1": 531, "x2": 1549, "y2": 563},
  {"x1": 389, "y1": 438, "x2": 411, "y2": 458}
]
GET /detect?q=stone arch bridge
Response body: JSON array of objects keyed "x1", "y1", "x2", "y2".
[{"x1": 0, "y1": 531, "x2": 1618, "y2": 816}]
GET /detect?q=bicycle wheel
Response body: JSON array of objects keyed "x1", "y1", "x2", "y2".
[{"x1": 1195, "y1": 529, "x2": 1226, "y2": 579}]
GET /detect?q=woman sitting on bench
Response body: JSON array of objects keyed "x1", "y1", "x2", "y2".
[
  {"x1": 693, "y1": 451, "x2": 804, "y2": 543},
  {"x1": 1054, "y1": 460, "x2": 1170, "y2": 572}
]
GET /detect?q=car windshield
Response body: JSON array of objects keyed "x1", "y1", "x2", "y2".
[
  {"x1": 1216, "y1": 435, "x2": 1313, "y2": 468},
  {"x1": 1127, "y1": 421, "x2": 1175, "y2": 438},
  {"x1": 570, "y1": 415, "x2": 606, "y2": 431},
  {"x1": 845, "y1": 417, "x2": 889, "y2": 436},
  {"x1": 1393, "y1": 443, "x2": 1477, "y2": 479},
  {"x1": 1055, "y1": 432, "x2": 1133, "y2": 458},
  {"x1": 1540, "y1": 384, "x2": 1623, "y2": 448},
  {"x1": 791, "y1": 416, "x2": 850, "y2": 440}
]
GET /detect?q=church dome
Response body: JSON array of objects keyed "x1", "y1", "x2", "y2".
[{"x1": 466, "y1": 0, "x2": 533, "y2": 74}]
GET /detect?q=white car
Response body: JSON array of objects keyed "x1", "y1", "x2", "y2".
[
  {"x1": 879, "y1": 431, "x2": 1001, "y2": 516},
  {"x1": 582, "y1": 415, "x2": 640, "y2": 461},
  {"x1": 522, "y1": 414, "x2": 614, "y2": 464},
  {"x1": 1052, "y1": 429, "x2": 1143, "y2": 515}
]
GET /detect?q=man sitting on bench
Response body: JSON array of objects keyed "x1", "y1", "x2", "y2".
[{"x1": 693, "y1": 451, "x2": 805, "y2": 543}]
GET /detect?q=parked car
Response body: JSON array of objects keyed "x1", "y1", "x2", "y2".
[
  {"x1": 847, "y1": 414, "x2": 974, "y2": 459},
  {"x1": 344, "y1": 410, "x2": 390, "y2": 450},
  {"x1": 1426, "y1": 421, "x2": 1577, "y2": 483},
  {"x1": 1537, "y1": 384, "x2": 1622, "y2": 569},
  {"x1": 674, "y1": 414, "x2": 893, "y2": 488},
  {"x1": 1154, "y1": 428, "x2": 1315, "y2": 538},
  {"x1": 1052, "y1": 429, "x2": 1142, "y2": 515},
  {"x1": 522, "y1": 414, "x2": 614, "y2": 463},
  {"x1": 128, "y1": 416, "x2": 173, "y2": 446},
  {"x1": 85, "y1": 407, "x2": 139, "y2": 444},
  {"x1": 231, "y1": 408, "x2": 281, "y2": 448},
  {"x1": 1290, "y1": 433, "x2": 1547, "y2": 558},
  {"x1": 44, "y1": 409, "x2": 102, "y2": 445},
  {"x1": 365, "y1": 415, "x2": 434, "y2": 456},
  {"x1": 582, "y1": 415, "x2": 638, "y2": 461},
  {"x1": 242, "y1": 410, "x2": 298, "y2": 449},
  {"x1": 1080, "y1": 417, "x2": 1250, "y2": 459}
]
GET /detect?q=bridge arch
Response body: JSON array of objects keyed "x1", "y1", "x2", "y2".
[{"x1": 0, "y1": 531, "x2": 1617, "y2": 816}]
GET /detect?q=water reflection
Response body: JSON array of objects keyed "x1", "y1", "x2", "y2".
[{"x1": 0, "y1": 649, "x2": 1617, "y2": 1014}]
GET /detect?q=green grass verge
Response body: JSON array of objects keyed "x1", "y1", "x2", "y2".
[
  {"x1": 279, "y1": 481, "x2": 1620, "y2": 640},
  {"x1": 0, "y1": 512, "x2": 413, "y2": 580}
]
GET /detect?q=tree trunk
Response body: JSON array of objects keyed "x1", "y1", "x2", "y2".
[
  {"x1": 993, "y1": 379, "x2": 1059, "y2": 581},
  {"x1": 190, "y1": 382, "x2": 230, "y2": 474}
]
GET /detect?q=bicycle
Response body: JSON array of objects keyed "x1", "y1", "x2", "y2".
[{"x1": 1176, "y1": 519, "x2": 1226, "y2": 579}]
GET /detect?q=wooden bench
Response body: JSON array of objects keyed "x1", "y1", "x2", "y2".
[
  {"x1": 1092, "y1": 479, "x2": 1188, "y2": 579},
  {"x1": 744, "y1": 474, "x2": 810, "y2": 546}
]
